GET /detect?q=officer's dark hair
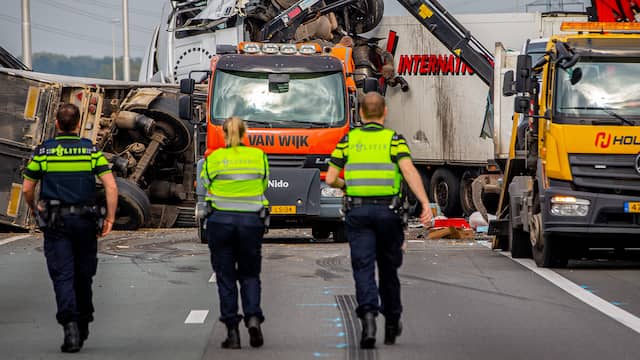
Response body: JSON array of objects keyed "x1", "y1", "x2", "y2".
[
  {"x1": 223, "y1": 116, "x2": 246, "y2": 148},
  {"x1": 360, "y1": 92, "x2": 386, "y2": 120},
  {"x1": 56, "y1": 103, "x2": 81, "y2": 132}
]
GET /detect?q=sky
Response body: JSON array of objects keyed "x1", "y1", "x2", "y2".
[{"x1": 0, "y1": 0, "x2": 590, "y2": 59}]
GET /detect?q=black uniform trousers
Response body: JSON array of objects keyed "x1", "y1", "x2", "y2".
[
  {"x1": 345, "y1": 204, "x2": 404, "y2": 322},
  {"x1": 43, "y1": 214, "x2": 98, "y2": 325},
  {"x1": 207, "y1": 210, "x2": 265, "y2": 326}
]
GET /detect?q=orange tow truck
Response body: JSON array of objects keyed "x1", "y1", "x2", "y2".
[{"x1": 180, "y1": 41, "x2": 365, "y2": 242}]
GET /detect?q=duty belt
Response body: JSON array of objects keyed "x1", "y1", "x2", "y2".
[
  {"x1": 349, "y1": 196, "x2": 396, "y2": 206},
  {"x1": 37, "y1": 200, "x2": 105, "y2": 231},
  {"x1": 57, "y1": 205, "x2": 100, "y2": 217},
  {"x1": 343, "y1": 195, "x2": 409, "y2": 229}
]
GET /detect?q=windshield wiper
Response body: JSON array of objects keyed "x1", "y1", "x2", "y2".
[
  {"x1": 244, "y1": 120, "x2": 273, "y2": 128},
  {"x1": 559, "y1": 107, "x2": 635, "y2": 126},
  {"x1": 268, "y1": 120, "x2": 332, "y2": 128}
]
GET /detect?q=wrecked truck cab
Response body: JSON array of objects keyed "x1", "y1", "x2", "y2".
[{"x1": 141, "y1": 0, "x2": 385, "y2": 84}]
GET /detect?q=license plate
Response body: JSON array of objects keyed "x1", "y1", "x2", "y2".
[
  {"x1": 270, "y1": 205, "x2": 297, "y2": 214},
  {"x1": 624, "y1": 202, "x2": 640, "y2": 213}
]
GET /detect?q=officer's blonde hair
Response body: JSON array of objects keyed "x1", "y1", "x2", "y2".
[{"x1": 223, "y1": 116, "x2": 246, "y2": 148}]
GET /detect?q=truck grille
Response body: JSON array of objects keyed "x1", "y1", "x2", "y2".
[
  {"x1": 267, "y1": 154, "x2": 306, "y2": 168},
  {"x1": 569, "y1": 154, "x2": 640, "y2": 194}
]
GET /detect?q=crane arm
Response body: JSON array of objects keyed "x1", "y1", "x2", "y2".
[{"x1": 394, "y1": 0, "x2": 494, "y2": 86}]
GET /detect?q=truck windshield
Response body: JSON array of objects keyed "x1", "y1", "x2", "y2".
[
  {"x1": 554, "y1": 58, "x2": 640, "y2": 125},
  {"x1": 211, "y1": 70, "x2": 346, "y2": 127}
]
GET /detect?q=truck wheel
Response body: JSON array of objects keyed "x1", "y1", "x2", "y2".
[
  {"x1": 530, "y1": 214, "x2": 568, "y2": 268},
  {"x1": 509, "y1": 215, "x2": 532, "y2": 258},
  {"x1": 459, "y1": 169, "x2": 479, "y2": 216},
  {"x1": 430, "y1": 168, "x2": 461, "y2": 217},
  {"x1": 351, "y1": 0, "x2": 384, "y2": 33},
  {"x1": 533, "y1": 234, "x2": 568, "y2": 268},
  {"x1": 332, "y1": 227, "x2": 347, "y2": 243},
  {"x1": 114, "y1": 177, "x2": 151, "y2": 230},
  {"x1": 409, "y1": 171, "x2": 431, "y2": 216},
  {"x1": 312, "y1": 226, "x2": 331, "y2": 241}
]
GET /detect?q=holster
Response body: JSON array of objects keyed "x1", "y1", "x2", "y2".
[
  {"x1": 259, "y1": 207, "x2": 270, "y2": 234},
  {"x1": 389, "y1": 196, "x2": 410, "y2": 229},
  {"x1": 38, "y1": 200, "x2": 62, "y2": 230},
  {"x1": 340, "y1": 196, "x2": 353, "y2": 220},
  {"x1": 94, "y1": 206, "x2": 107, "y2": 233},
  {"x1": 34, "y1": 209, "x2": 48, "y2": 230}
]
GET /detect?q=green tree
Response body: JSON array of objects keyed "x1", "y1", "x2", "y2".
[{"x1": 32, "y1": 53, "x2": 142, "y2": 80}]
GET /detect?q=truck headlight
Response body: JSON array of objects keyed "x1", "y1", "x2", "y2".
[
  {"x1": 550, "y1": 196, "x2": 590, "y2": 217},
  {"x1": 321, "y1": 183, "x2": 343, "y2": 198}
]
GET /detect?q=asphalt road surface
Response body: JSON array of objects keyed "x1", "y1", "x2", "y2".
[{"x1": 1, "y1": 228, "x2": 639, "y2": 360}]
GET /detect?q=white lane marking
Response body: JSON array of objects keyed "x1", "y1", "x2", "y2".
[
  {"x1": 0, "y1": 234, "x2": 31, "y2": 246},
  {"x1": 184, "y1": 310, "x2": 209, "y2": 324},
  {"x1": 483, "y1": 240, "x2": 640, "y2": 335},
  {"x1": 208, "y1": 273, "x2": 216, "y2": 283},
  {"x1": 408, "y1": 240, "x2": 424, "y2": 243}
]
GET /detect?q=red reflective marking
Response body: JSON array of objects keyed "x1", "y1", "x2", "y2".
[{"x1": 288, "y1": 7, "x2": 301, "y2": 19}]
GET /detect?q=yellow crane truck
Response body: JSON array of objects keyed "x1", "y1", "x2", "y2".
[{"x1": 491, "y1": 21, "x2": 640, "y2": 267}]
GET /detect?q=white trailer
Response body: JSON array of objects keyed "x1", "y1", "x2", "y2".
[{"x1": 370, "y1": 12, "x2": 587, "y2": 216}]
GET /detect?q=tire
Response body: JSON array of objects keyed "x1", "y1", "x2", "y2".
[
  {"x1": 351, "y1": 0, "x2": 384, "y2": 33},
  {"x1": 459, "y1": 169, "x2": 479, "y2": 216},
  {"x1": 509, "y1": 215, "x2": 532, "y2": 258},
  {"x1": 312, "y1": 226, "x2": 331, "y2": 241},
  {"x1": 332, "y1": 227, "x2": 347, "y2": 243},
  {"x1": 532, "y1": 234, "x2": 568, "y2": 268},
  {"x1": 408, "y1": 171, "x2": 431, "y2": 217},
  {"x1": 530, "y1": 214, "x2": 568, "y2": 268},
  {"x1": 430, "y1": 168, "x2": 462, "y2": 217},
  {"x1": 114, "y1": 177, "x2": 151, "y2": 230}
]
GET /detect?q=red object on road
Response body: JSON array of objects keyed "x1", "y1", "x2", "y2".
[{"x1": 433, "y1": 218, "x2": 471, "y2": 229}]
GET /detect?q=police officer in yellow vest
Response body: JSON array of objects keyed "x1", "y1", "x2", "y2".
[
  {"x1": 22, "y1": 103, "x2": 118, "y2": 353},
  {"x1": 326, "y1": 92, "x2": 432, "y2": 349},
  {"x1": 201, "y1": 117, "x2": 269, "y2": 349}
]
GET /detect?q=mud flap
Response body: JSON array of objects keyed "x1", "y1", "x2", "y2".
[{"x1": 265, "y1": 168, "x2": 320, "y2": 216}]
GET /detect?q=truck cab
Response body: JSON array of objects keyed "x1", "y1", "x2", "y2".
[
  {"x1": 184, "y1": 42, "x2": 358, "y2": 242},
  {"x1": 499, "y1": 22, "x2": 640, "y2": 266}
]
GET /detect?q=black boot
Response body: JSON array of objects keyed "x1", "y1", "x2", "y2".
[
  {"x1": 246, "y1": 316, "x2": 264, "y2": 348},
  {"x1": 360, "y1": 313, "x2": 376, "y2": 349},
  {"x1": 221, "y1": 323, "x2": 241, "y2": 349},
  {"x1": 60, "y1": 322, "x2": 81, "y2": 353},
  {"x1": 384, "y1": 319, "x2": 403, "y2": 345},
  {"x1": 78, "y1": 321, "x2": 89, "y2": 348}
]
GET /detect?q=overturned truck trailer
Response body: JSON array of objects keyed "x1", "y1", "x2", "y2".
[{"x1": 0, "y1": 68, "x2": 203, "y2": 230}]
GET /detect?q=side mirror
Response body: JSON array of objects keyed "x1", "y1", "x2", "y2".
[
  {"x1": 569, "y1": 67, "x2": 583, "y2": 85},
  {"x1": 502, "y1": 70, "x2": 516, "y2": 96},
  {"x1": 180, "y1": 78, "x2": 195, "y2": 95},
  {"x1": 515, "y1": 55, "x2": 532, "y2": 93},
  {"x1": 363, "y1": 77, "x2": 379, "y2": 93},
  {"x1": 514, "y1": 95, "x2": 530, "y2": 114},
  {"x1": 178, "y1": 94, "x2": 193, "y2": 121}
]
